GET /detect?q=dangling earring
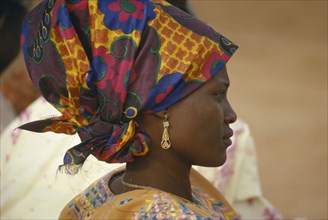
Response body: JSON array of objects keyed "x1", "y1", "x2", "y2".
[{"x1": 161, "y1": 111, "x2": 171, "y2": 149}]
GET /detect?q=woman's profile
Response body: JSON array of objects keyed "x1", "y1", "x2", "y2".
[{"x1": 20, "y1": 0, "x2": 239, "y2": 218}]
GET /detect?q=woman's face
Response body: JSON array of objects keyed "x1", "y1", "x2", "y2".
[{"x1": 169, "y1": 65, "x2": 237, "y2": 167}]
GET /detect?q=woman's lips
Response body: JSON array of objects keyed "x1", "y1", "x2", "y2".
[
  {"x1": 223, "y1": 128, "x2": 233, "y2": 139},
  {"x1": 222, "y1": 137, "x2": 232, "y2": 147},
  {"x1": 222, "y1": 129, "x2": 233, "y2": 147}
]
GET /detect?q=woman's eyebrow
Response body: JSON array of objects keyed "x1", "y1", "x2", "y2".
[
  {"x1": 213, "y1": 80, "x2": 230, "y2": 89},
  {"x1": 222, "y1": 81, "x2": 230, "y2": 88}
]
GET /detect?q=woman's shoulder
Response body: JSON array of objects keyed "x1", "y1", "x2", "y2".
[
  {"x1": 59, "y1": 184, "x2": 220, "y2": 219},
  {"x1": 91, "y1": 190, "x2": 179, "y2": 219},
  {"x1": 59, "y1": 167, "x2": 238, "y2": 219},
  {"x1": 59, "y1": 186, "x2": 197, "y2": 219},
  {"x1": 90, "y1": 188, "x2": 229, "y2": 220},
  {"x1": 58, "y1": 167, "x2": 122, "y2": 219}
]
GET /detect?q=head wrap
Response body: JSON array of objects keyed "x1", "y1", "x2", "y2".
[{"x1": 20, "y1": 0, "x2": 238, "y2": 174}]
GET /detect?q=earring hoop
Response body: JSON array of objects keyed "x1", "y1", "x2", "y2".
[{"x1": 161, "y1": 111, "x2": 171, "y2": 149}]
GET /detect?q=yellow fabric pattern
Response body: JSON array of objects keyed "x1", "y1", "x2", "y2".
[{"x1": 59, "y1": 167, "x2": 239, "y2": 219}]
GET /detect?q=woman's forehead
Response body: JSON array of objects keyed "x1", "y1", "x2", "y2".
[{"x1": 209, "y1": 66, "x2": 230, "y2": 88}]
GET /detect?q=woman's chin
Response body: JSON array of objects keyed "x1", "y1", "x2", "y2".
[{"x1": 194, "y1": 153, "x2": 227, "y2": 167}]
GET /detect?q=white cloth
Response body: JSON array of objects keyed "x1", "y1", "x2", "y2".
[{"x1": 0, "y1": 92, "x2": 16, "y2": 134}]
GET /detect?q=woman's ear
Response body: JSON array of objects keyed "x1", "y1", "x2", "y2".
[{"x1": 137, "y1": 109, "x2": 169, "y2": 138}]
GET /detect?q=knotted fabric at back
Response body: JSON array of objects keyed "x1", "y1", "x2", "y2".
[{"x1": 20, "y1": 0, "x2": 238, "y2": 174}]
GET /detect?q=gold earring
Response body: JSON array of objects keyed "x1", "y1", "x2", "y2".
[{"x1": 161, "y1": 112, "x2": 171, "y2": 149}]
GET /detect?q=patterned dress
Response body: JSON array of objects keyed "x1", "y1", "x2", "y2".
[{"x1": 59, "y1": 167, "x2": 239, "y2": 219}]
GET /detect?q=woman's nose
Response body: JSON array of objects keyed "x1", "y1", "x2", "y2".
[{"x1": 225, "y1": 102, "x2": 237, "y2": 124}]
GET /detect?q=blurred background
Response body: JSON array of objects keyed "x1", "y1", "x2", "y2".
[
  {"x1": 192, "y1": 0, "x2": 327, "y2": 219},
  {"x1": 1, "y1": 0, "x2": 327, "y2": 219}
]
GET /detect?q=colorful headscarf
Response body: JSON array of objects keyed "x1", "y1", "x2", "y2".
[{"x1": 20, "y1": 0, "x2": 238, "y2": 174}]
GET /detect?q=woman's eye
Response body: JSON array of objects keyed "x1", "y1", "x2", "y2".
[{"x1": 216, "y1": 91, "x2": 225, "y2": 98}]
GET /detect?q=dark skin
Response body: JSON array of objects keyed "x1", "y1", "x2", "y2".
[{"x1": 110, "y1": 66, "x2": 237, "y2": 202}]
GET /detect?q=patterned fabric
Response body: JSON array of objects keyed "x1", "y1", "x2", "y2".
[
  {"x1": 20, "y1": 0, "x2": 238, "y2": 173},
  {"x1": 59, "y1": 167, "x2": 239, "y2": 219}
]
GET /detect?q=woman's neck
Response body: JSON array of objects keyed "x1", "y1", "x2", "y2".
[{"x1": 123, "y1": 152, "x2": 193, "y2": 202}]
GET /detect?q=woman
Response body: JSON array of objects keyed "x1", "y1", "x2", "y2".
[{"x1": 20, "y1": 0, "x2": 238, "y2": 218}]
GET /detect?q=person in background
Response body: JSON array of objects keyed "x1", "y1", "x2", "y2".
[
  {"x1": 0, "y1": 0, "x2": 26, "y2": 132},
  {"x1": 0, "y1": 0, "x2": 39, "y2": 133}
]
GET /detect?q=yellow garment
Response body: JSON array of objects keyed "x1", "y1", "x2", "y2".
[{"x1": 59, "y1": 167, "x2": 238, "y2": 219}]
